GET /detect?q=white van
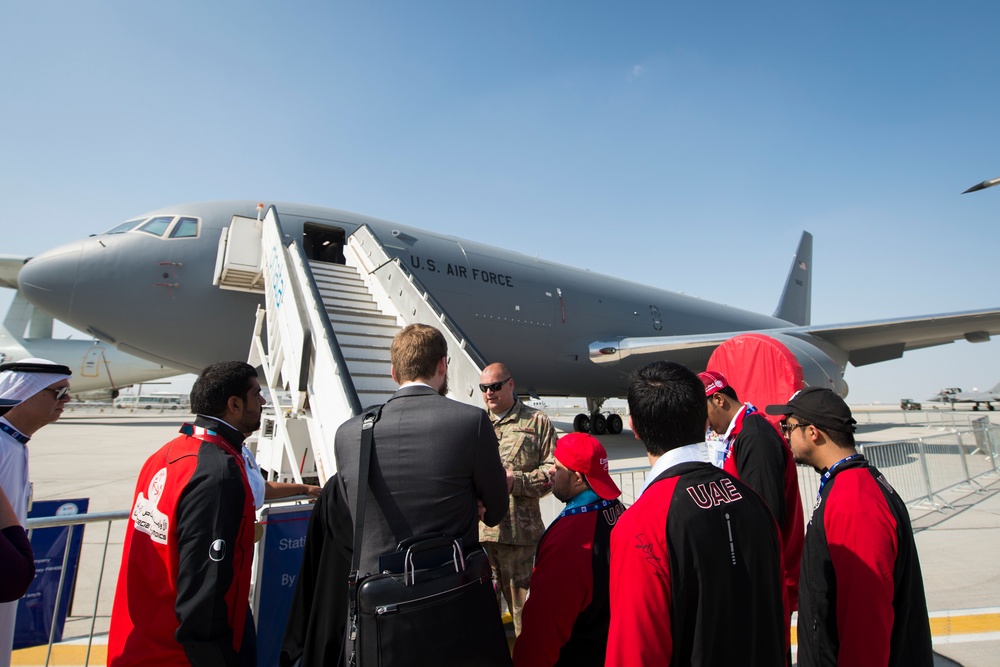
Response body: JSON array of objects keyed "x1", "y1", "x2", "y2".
[{"x1": 113, "y1": 394, "x2": 188, "y2": 411}]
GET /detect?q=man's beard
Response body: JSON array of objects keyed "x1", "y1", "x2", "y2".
[{"x1": 437, "y1": 374, "x2": 449, "y2": 397}]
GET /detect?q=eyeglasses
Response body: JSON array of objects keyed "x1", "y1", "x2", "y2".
[
  {"x1": 479, "y1": 378, "x2": 510, "y2": 393},
  {"x1": 780, "y1": 421, "x2": 810, "y2": 437},
  {"x1": 45, "y1": 387, "x2": 71, "y2": 401}
]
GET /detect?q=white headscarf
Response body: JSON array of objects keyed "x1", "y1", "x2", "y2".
[{"x1": 0, "y1": 358, "x2": 72, "y2": 402}]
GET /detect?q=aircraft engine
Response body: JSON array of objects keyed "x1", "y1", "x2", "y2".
[
  {"x1": 73, "y1": 388, "x2": 121, "y2": 402},
  {"x1": 706, "y1": 333, "x2": 849, "y2": 424}
]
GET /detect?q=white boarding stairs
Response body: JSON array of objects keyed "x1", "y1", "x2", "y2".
[{"x1": 213, "y1": 206, "x2": 488, "y2": 488}]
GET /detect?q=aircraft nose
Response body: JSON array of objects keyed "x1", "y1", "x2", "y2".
[{"x1": 18, "y1": 241, "x2": 82, "y2": 321}]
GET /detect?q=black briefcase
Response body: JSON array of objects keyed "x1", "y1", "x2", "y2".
[{"x1": 352, "y1": 536, "x2": 511, "y2": 667}]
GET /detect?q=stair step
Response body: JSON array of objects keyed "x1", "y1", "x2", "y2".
[
  {"x1": 339, "y1": 345, "x2": 392, "y2": 360},
  {"x1": 335, "y1": 332, "x2": 397, "y2": 348},
  {"x1": 352, "y1": 374, "x2": 401, "y2": 393},
  {"x1": 312, "y1": 259, "x2": 362, "y2": 272},
  {"x1": 343, "y1": 358, "x2": 392, "y2": 375},
  {"x1": 329, "y1": 319, "x2": 398, "y2": 335},
  {"x1": 313, "y1": 272, "x2": 367, "y2": 288},
  {"x1": 324, "y1": 295, "x2": 380, "y2": 312},
  {"x1": 326, "y1": 309, "x2": 398, "y2": 326}
]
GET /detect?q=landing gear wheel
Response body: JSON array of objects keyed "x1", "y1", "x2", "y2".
[
  {"x1": 606, "y1": 413, "x2": 623, "y2": 435},
  {"x1": 990, "y1": 404, "x2": 995, "y2": 411},
  {"x1": 590, "y1": 413, "x2": 607, "y2": 435},
  {"x1": 573, "y1": 413, "x2": 591, "y2": 433},
  {"x1": 973, "y1": 405, "x2": 980, "y2": 411}
]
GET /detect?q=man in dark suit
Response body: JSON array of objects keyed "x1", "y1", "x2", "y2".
[{"x1": 281, "y1": 323, "x2": 509, "y2": 665}]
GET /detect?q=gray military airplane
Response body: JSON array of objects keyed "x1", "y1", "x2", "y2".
[
  {"x1": 925, "y1": 384, "x2": 1000, "y2": 411},
  {"x1": 15, "y1": 200, "x2": 1000, "y2": 430},
  {"x1": 0, "y1": 255, "x2": 180, "y2": 397}
]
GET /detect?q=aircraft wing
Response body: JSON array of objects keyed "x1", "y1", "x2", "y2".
[
  {"x1": 794, "y1": 307, "x2": 1000, "y2": 366},
  {"x1": 590, "y1": 307, "x2": 1000, "y2": 368},
  {"x1": 0, "y1": 255, "x2": 29, "y2": 290}
]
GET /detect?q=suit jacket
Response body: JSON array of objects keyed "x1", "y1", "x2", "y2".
[{"x1": 336, "y1": 384, "x2": 509, "y2": 576}]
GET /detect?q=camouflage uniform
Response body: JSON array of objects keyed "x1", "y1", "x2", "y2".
[{"x1": 479, "y1": 398, "x2": 557, "y2": 636}]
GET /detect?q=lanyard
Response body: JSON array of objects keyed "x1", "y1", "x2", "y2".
[
  {"x1": 816, "y1": 453, "x2": 861, "y2": 502},
  {"x1": 179, "y1": 423, "x2": 238, "y2": 453},
  {"x1": 558, "y1": 497, "x2": 616, "y2": 519},
  {"x1": 722, "y1": 403, "x2": 757, "y2": 460},
  {"x1": 0, "y1": 422, "x2": 29, "y2": 444}
]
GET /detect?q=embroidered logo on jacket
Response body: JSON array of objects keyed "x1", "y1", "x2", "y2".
[
  {"x1": 132, "y1": 467, "x2": 170, "y2": 544},
  {"x1": 633, "y1": 531, "x2": 666, "y2": 575},
  {"x1": 209, "y1": 539, "x2": 227, "y2": 562},
  {"x1": 685, "y1": 478, "x2": 743, "y2": 509}
]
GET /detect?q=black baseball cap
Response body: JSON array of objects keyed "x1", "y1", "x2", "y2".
[{"x1": 765, "y1": 386, "x2": 857, "y2": 433}]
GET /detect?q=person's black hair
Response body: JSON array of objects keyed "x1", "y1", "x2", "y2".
[
  {"x1": 190, "y1": 361, "x2": 258, "y2": 417},
  {"x1": 718, "y1": 385, "x2": 739, "y2": 403},
  {"x1": 628, "y1": 360, "x2": 707, "y2": 457}
]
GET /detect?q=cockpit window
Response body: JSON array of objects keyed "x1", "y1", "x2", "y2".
[
  {"x1": 137, "y1": 216, "x2": 175, "y2": 237},
  {"x1": 104, "y1": 219, "x2": 145, "y2": 235},
  {"x1": 170, "y1": 217, "x2": 199, "y2": 238}
]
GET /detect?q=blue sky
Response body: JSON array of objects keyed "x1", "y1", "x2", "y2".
[{"x1": 2, "y1": 1, "x2": 998, "y2": 404}]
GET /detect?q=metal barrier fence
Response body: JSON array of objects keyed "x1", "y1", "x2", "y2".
[
  {"x1": 23, "y1": 510, "x2": 127, "y2": 667},
  {"x1": 610, "y1": 419, "x2": 1000, "y2": 517},
  {"x1": 854, "y1": 418, "x2": 999, "y2": 510},
  {"x1": 852, "y1": 408, "x2": 987, "y2": 428},
  {"x1": 20, "y1": 496, "x2": 314, "y2": 667},
  {"x1": 17, "y1": 422, "x2": 1000, "y2": 665}
]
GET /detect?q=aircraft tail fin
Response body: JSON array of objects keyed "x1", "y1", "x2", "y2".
[
  {"x1": 990, "y1": 381, "x2": 1000, "y2": 394},
  {"x1": 773, "y1": 231, "x2": 813, "y2": 326},
  {"x1": 3, "y1": 291, "x2": 54, "y2": 340}
]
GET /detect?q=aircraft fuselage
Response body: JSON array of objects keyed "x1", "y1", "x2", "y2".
[{"x1": 18, "y1": 200, "x2": 790, "y2": 398}]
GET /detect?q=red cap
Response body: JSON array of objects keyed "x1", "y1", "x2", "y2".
[
  {"x1": 698, "y1": 370, "x2": 729, "y2": 397},
  {"x1": 554, "y1": 433, "x2": 621, "y2": 500}
]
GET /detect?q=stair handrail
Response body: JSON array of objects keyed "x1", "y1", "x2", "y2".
[
  {"x1": 348, "y1": 225, "x2": 489, "y2": 367},
  {"x1": 252, "y1": 206, "x2": 362, "y2": 482},
  {"x1": 346, "y1": 225, "x2": 489, "y2": 404}
]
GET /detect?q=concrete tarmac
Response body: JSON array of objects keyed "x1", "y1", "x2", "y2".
[{"x1": 10, "y1": 403, "x2": 1000, "y2": 666}]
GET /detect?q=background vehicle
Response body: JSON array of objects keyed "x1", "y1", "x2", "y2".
[{"x1": 113, "y1": 393, "x2": 188, "y2": 411}]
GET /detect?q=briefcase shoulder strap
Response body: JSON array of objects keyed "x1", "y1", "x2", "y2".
[{"x1": 351, "y1": 404, "x2": 384, "y2": 579}]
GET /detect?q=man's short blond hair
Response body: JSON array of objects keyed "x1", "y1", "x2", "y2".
[{"x1": 390, "y1": 324, "x2": 448, "y2": 383}]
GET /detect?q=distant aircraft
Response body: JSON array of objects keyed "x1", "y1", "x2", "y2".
[
  {"x1": 14, "y1": 200, "x2": 1000, "y2": 429},
  {"x1": 0, "y1": 255, "x2": 181, "y2": 399},
  {"x1": 925, "y1": 384, "x2": 1000, "y2": 411},
  {"x1": 962, "y1": 176, "x2": 1000, "y2": 194}
]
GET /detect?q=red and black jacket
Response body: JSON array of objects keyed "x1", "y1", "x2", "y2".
[
  {"x1": 724, "y1": 410, "x2": 805, "y2": 612},
  {"x1": 797, "y1": 456, "x2": 933, "y2": 667},
  {"x1": 108, "y1": 416, "x2": 256, "y2": 667},
  {"x1": 514, "y1": 497, "x2": 624, "y2": 667},
  {"x1": 607, "y1": 461, "x2": 785, "y2": 666}
]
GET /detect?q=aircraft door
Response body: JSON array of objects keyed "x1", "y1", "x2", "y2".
[
  {"x1": 303, "y1": 222, "x2": 348, "y2": 264},
  {"x1": 82, "y1": 345, "x2": 106, "y2": 379},
  {"x1": 461, "y1": 251, "x2": 555, "y2": 329}
]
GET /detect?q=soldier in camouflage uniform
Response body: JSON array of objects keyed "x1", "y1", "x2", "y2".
[{"x1": 478, "y1": 362, "x2": 557, "y2": 637}]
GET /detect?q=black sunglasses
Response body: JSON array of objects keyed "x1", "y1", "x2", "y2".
[
  {"x1": 45, "y1": 387, "x2": 71, "y2": 401},
  {"x1": 780, "y1": 421, "x2": 810, "y2": 437},
  {"x1": 479, "y1": 378, "x2": 510, "y2": 393}
]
